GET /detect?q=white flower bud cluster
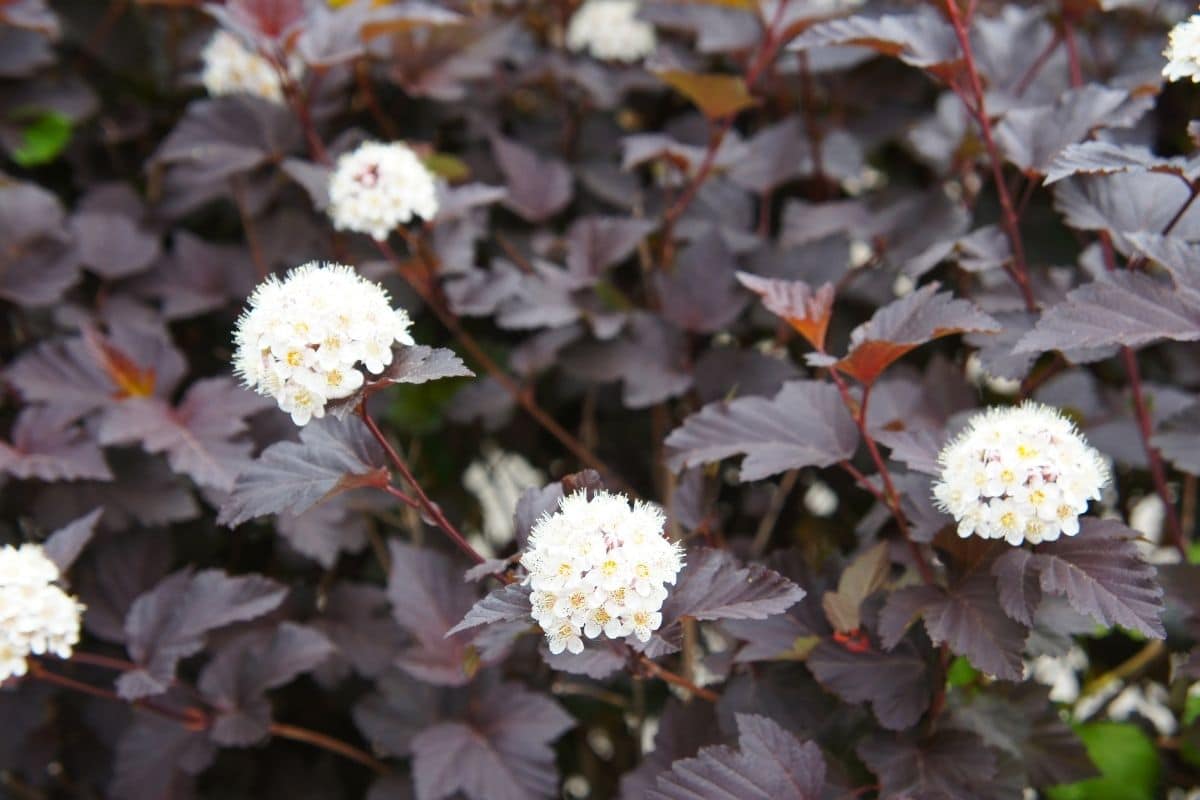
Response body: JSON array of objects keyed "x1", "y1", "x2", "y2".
[
  {"x1": 201, "y1": 30, "x2": 298, "y2": 104},
  {"x1": 328, "y1": 141, "x2": 439, "y2": 241},
  {"x1": 522, "y1": 490, "x2": 683, "y2": 655},
  {"x1": 233, "y1": 262, "x2": 416, "y2": 425},
  {"x1": 565, "y1": 1, "x2": 657, "y2": 64},
  {"x1": 0, "y1": 544, "x2": 84, "y2": 682},
  {"x1": 932, "y1": 402, "x2": 1110, "y2": 546},
  {"x1": 1164, "y1": 15, "x2": 1200, "y2": 83}
]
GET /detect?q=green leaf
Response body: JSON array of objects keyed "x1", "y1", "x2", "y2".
[
  {"x1": 11, "y1": 111, "x2": 72, "y2": 167},
  {"x1": 946, "y1": 656, "x2": 979, "y2": 687},
  {"x1": 1046, "y1": 722, "x2": 1158, "y2": 800}
]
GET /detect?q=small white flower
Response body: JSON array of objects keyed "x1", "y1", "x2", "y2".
[
  {"x1": 233, "y1": 262, "x2": 418, "y2": 426},
  {"x1": 201, "y1": 30, "x2": 299, "y2": 103},
  {"x1": 522, "y1": 489, "x2": 682, "y2": 654},
  {"x1": 804, "y1": 480, "x2": 839, "y2": 517},
  {"x1": 328, "y1": 141, "x2": 439, "y2": 241},
  {"x1": 932, "y1": 402, "x2": 1110, "y2": 545},
  {"x1": 565, "y1": 1, "x2": 657, "y2": 64},
  {"x1": 464, "y1": 446, "x2": 546, "y2": 548},
  {"x1": 0, "y1": 544, "x2": 84, "y2": 683},
  {"x1": 1164, "y1": 15, "x2": 1200, "y2": 83}
]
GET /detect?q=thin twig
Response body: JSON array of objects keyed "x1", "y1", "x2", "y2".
[
  {"x1": 635, "y1": 653, "x2": 718, "y2": 702},
  {"x1": 750, "y1": 469, "x2": 800, "y2": 557},
  {"x1": 269, "y1": 722, "x2": 390, "y2": 775},
  {"x1": 357, "y1": 401, "x2": 490, "y2": 567},
  {"x1": 1078, "y1": 639, "x2": 1165, "y2": 700},
  {"x1": 231, "y1": 176, "x2": 269, "y2": 280},
  {"x1": 942, "y1": 0, "x2": 1036, "y2": 311}
]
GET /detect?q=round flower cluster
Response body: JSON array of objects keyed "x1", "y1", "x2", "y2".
[
  {"x1": 233, "y1": 262, "x2": 416, "y2": 425},
  {"x1": 328, "y1": 141, "x2": 440, "y2": 241},
  {"x1": 0, "y1": 544, "x2": 84, "y2": 682},
  {"x1": 201, "y1": 30, "x2": 297, "y2": 103},
  {"x1": 932, "y1": 402, "x2": 1110, "y2": 545},
  {"x1": 565, "y1": 1, "x2": 657, "y2": 64},
  {"x1": 1164, "y1": 15, "x2": 1200, "y2": 83},
  {"x1": 522, "y1": 490, "x2": 683, "y2": 655}
]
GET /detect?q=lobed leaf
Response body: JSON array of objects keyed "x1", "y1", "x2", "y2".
[
  {"x1": 664, "y1": 380, "x2": 858, "y2": 480},
  {"x1": 736, "y1": 272, "x2": 835, "y2": 350}
]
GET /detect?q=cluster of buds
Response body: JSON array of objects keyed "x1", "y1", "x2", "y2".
[
  {"x1": 0, "y1": 545, "x2": 84, "y2": 682},
  {"x1": 565, "y1": 1, "x2": 657, "y2": 63},
  {"x1": 933, "y1": 402, "x2": 1110, "y2": 545},
  {"x1": 233, "y1": 262, "x2": 416, "y2": 425},
  {"x1": 522, "y1": 490, "x2": 683, "y2": 655},
  {"x1": 328, "y1": 141, "x2": 440, "y2": 241},
  {"x1": 200, "y1": 30, "x2": 300, "y2": 103}
]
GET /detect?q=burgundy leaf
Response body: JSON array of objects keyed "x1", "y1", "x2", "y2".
[
  {"x1": 649, "y1": 714, "x2": 826, "y2": 800},
  {"x1": 491, "y1": 134, "x2": 573, "y2": 223},
  {"x1": 99, "y1": 377, "x2": 270, "y2": 491},
  {"x1": 410, "y1": 682, "x2": 573, "y2": 800},
  {"x1": 835, "y1": 283, "x2": 999, "y2": 385},
  {"x1": 0, "y1": 180, "x2": 79, "y2": 306},
  {"x1": 387, "y1": 541, "x2": 479, "y2": 686},
  {"x1": 918, "y1": 568, "x2": 1027, "y2": 680},
  {"x1": 807, "y1": 640, "x2": 932, "y2": 731},
  {"x1": 990, "y1": 548, "x2": 1041, "y2": 627},
  {"x1": 620, "y1": 698, "x2": 721, "y2": 799},
  {"x1": 1044, "y1": 141, "x2": 1200, "y2": 185},
  {"x1": 564, "y1": 313, "x2": 693, "y2": 409},
  {"x1": 353, "y1": 670, "x2": 441, "y2": 759},
  {"x1": 218, "y1": 416, "x2": 387, "y2": 526},
  {"x1": 1154, "y1": 403, "x2": 1200, "y2": 475},
  {"x1": 0, "y1": 405, "x2": 112, "y2": 481},
  {"x1": 111, "y1": 709, "x2": 214, "y2": 800},
  {"x1": 1030, "y1": 519, "x2": 1165, "y2": 638},
  {"x1": 70, "y1": 211, "x2": 160, "y2": 279},
  {"x1": 276, "y1": 493, "x2": 370, "y2": 568},
  {"x1": 117, "y1": 569, "x2": 288, "y2": 699},
  {"x1": 661, "y1": 548, "x2": 806, "y2": 629},
  {"x1": 737, "y1": 272, "x2": 835, "y2": 350},
  {"x1": 327, "y1": 345, "x2": 473, "y2": 418},
  {"x1": 40, "y1": 507, "x2": 101, "y2": 574},
  {"x1": 655, "y1": 228, "x2": 748, "y2": 334},
  {"x1": 857, "y1": 729, "x2": 997, "y2": 800},
  {"x1": 312, "y1": 582, "x2": 406, "y2": 679},
  {"x1": 566, "y1": 215, "x2": 656, "y2": 279},
  {"x1": 542, "y1": 643, "x2": 626, "y2": 679},
  {"x1": 664, "y1": 380, "x2": 858, "y2": 480},
  {"x1": 198, "y1": 623, "x2": 335, "y2": 746},
  {"x1": 446, "y1": 583, "x2": 531, "y2": 636},
  {"x1": 790, "y1": 11, "x2": 961, "y2": 70},
  {"x1": 1053, "y1": 172, "x2": 1200, "y2": 247}
]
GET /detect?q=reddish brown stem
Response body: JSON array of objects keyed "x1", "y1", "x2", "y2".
[
  {"x1": 942, "y1": 0, "x2": 1037, "y2": 312},
  {"x1": 1013, "y1": 31, "x2": 1062, "y2": 98},
  {"x1": 829, "y1": 374, "x2": 936, "y2": 586},
  {"x1": 839, "y1": 460, "x2": 890, "y2": 507},
  {"x1": 635, "y1": 653, "x2": 719, "y2": 702},
  {"x1": 28, "y1": 660, "x2": 202, "y2": 728},
  {"x1": 269, "y1": 722, "x2": 389, "y2": 775},
  {"x1": 357, "y1": 402, "x2": 490, "y2": 567},
  {"x1": 67, "y1": 651, "x2": 141, "y2": 673},
  {"x1": 231, "y1": 176, "x2": 269, "y2": 280},
  {"x1": 382, "y1": 483, "x2": 421, "y2": 510},
  {"x1": 375, "y1": 238, "x2": 631, "y2": 492},
  {"x1": 1121, "y1": 347, "x2": 1186, "y2": 558}
]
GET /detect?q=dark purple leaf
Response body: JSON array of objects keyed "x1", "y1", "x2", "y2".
[
  {"x1": 649, "y1": 714, "x2": 826, "y2": 800},
  {"x1": 692, "y1": 346, "x2": 801, "y2": 404},
  {"x1": 387, "y1": 541, "x2": 479, "y2": 686},
  {"x1": 74, "y1": 530, "x2": 172, "y2": 644},
  {"x1": 834, "y1": 283, "x2": 999, "y2": 385},
  {"x1": 728, "y1": 116, "x2": 863, "y2": 191},
  {"x1": 807, "y1": 639, "x2": 932, "y2": 730},
  {"x1": 99, "y1": 377, "x2": 270, "y2": 491},
  {"x1": 655, "y1": 228, "x2": 748, "y2": 334},
  {"x1": 0, "y1": 180, "x2": 79, "y2": 306},
  {"x1": 33, "y1": 451, "x2": 199, "y2": 530},
  {"x1": 566, "y1": 215, "x2": 656, "y2": 279},
  {"x1": 198, "y1": 623, "x2": 335, "y2": 746},
  {"x1": 276, "y1": 493, "x2": 370, "y2": 568},
  {"x1": 1030, "y1": 519, "x2": 1164, "y2": 638},
  {"x1": 1154, "y1": 403, "x2": 1200, "y2": 475},
  {"x1": 446, "y1": 583, "x2": 531, "y2": 635},
  {"x1": 327, "y1": 345, "x2": 473, "y2": 418},
  {"x1": 1015, "y1": 271, "x2": 1200, "y2": 354},
  {"x1": 0, "y1": 405, "x2": 112, "y2": 481},
  {"x1": 620, "y1": 698, "x2": 721, "y2": 799},
  {"x1": 146, "y1": 231, "x2": 257, "y2": 319},
  {"x1": 410, "y1": 681, "x2": 573, "y2": 800},
  {"x1": 117, "y1": 569, "x2": 288, "y2": 699},
  {"x1": 950, "y1": 683, "x2": 1097, "y2": 788},
  {"x1": 218, "y1": 416, "x2": 387, "y2": 526},
  {"x1": 542, "y1": 643, "x2": 626, "y2": 679},
  {"x1": 353, "y1": 670, "x2": 441, "y2": 759},
  {"x1": 664, "y1": 380, "x2": 858, "y2": 481},
  {"x1": 990, "y1": 548, "x2": 1041, "y2": 627},
  {"x1": 857, "y1": 729, "x2": 997, "y2": 800},
  {"x1": 1053, "y1": 172, "x2": 1200, "y2": 247},
  {"x1": 1044, "y1": 141, "x2": 1200, "y2": 185},
  {"x1": 111, "y1": 709, "x2": 214, "y2": 800},
  {"x1": 994, "y1": 86, "x2": 1151, "y2": 174},
  {"x1": 564, "y1": 313, "x2": 693, "y2": 408},
  {"x1": 70, "y1": 212, "x2": 160, "y2": 279},
  {"x1": 312, "y1": 582, "x2": 406, "y2": 679},
  {"x1": 790, "y1": 11, "x2": 960, "y2": 70},
  {"x1": 40, "y1": 507, "x2": 101, "y2": 574},
  {"x1": 491, "y1": 134, "x2": 573, "y2": 223},
  {"x1": 662, "y1": 548, "x2": 806, "y2": 627}
]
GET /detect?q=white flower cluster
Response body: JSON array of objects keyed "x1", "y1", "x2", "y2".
[
  {"x1": 1164, "y1": 15, "x2": 1200, "y2": 83},
  {"x1": 233, "y1": 262, "x2": 416, "y2": 425},
  {"x1": 201, "y1": 30, "x2": 297, "y2": 103},
  {"x1": 933, "y1": 402, "x2": 1110, "y2": 545},
  {"x1": 328, "y1": 141, "x2": 439, "y2": 241},
  {"x1": 0, "y1": 544, "x2": 84, "y2": 682},
  {"x1": 565, "y1": 0, "x2": 657, "y2": 64},
  {"x1": 522, "y1": 490, "x2": 683, "y2": 655}
]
